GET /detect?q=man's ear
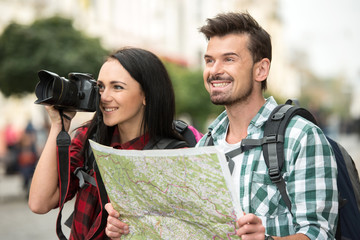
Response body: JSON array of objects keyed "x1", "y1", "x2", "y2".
[{"x1": 254, "y1": 58, "x2": 270, "y2": 82}]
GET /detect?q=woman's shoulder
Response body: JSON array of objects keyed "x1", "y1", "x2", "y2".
[{"x1": 72, "y1": 125, "x2": 90, "y2": 144}]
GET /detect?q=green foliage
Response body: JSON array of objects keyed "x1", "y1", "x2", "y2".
[
  {"x1": 298, "y1": 75, "x2": 352, "y2": 119},
  {"x1": 164, "y1": 62, "x2": 224, "y2": 132},
  {"x1": 0, "y1": 16, "x2": 108, "y2": 97}
]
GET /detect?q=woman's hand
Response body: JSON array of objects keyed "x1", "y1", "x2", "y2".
[
  {"x1": 105, "y1": 203, "x2": 130, "y2": 239},
  {"x1": 45, "y1": 105, "x2": 76, "y2": 131}
]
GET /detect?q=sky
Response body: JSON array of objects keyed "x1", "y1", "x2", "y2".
[{"x1": 279, "y1": 0, "x2": 360, "y2": 83}]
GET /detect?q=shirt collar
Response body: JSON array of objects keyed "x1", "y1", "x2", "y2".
[
  {"x1": 250, "y1": 96, "x2": 277, "y2": 129},
  {"x1": 110, "y1": 128, "x2": 150, "y2": 150},
  {"x1": 207, "y1": 96, "x2": 278, "y2": 140}
]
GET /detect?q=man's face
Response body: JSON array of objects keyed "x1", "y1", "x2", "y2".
[{"x1": 203, "y1": 33, "x2": 255, "y2": 106}]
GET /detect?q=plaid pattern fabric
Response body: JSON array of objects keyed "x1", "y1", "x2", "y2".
[
  {"x1": 65, "y1": 127, "x2": 149, "y2": 240},
  {"x1": 197, "y1": 97, "x2": 338, "y2": 239}
]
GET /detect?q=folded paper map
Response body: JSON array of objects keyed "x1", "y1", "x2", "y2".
[{"x1": 90, "y1": 140, "x2": 242, "y2": 239}]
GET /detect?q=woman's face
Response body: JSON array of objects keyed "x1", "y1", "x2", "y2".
[{"x1": 97, "y1": 59, "x2": 145, "y2": 132}]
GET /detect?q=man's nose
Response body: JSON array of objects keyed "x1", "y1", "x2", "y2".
[{"x1": 209, "y1": 61, "x2": 224, "y2": 76}]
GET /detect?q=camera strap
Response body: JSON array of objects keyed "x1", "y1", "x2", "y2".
[
  {"x1": 55, "y1": 106, "x2": 109, "y2": 239},
  {"x1": 55, "y1": 110, "x2": 72, "y2": 240}
]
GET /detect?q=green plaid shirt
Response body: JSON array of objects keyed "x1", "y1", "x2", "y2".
[{"x1": 197, "y1": 97, "x2": 338, "y2": 239}]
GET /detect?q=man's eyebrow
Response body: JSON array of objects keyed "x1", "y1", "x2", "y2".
[
  {"x1": 223, "y1": 52, "x2": 239, "y2": 57},
  {"x1": 204, "y1": 52, "x2": 239, "y2": 58}
]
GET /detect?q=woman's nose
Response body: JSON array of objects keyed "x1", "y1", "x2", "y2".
[{"x1": 100, "y1": 88, "x2": 112, "y2": 102}]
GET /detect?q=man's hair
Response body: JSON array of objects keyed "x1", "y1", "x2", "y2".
[{"x1": 199, "y1": 12, "x2": 271, "y2": 90}]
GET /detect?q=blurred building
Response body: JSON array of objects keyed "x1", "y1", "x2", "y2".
[
  {"x1": 0, "y1": 0, "x2": 299, "y2": 99},
  {"x1": 0, "y1": 0, "x2": 305, "y2": 157},
  {"x1": 0, "y1": 0, "x2": 301, "y2": 155}
]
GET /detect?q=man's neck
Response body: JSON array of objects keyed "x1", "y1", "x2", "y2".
[{"x1": 225, "y1": 96, "x2": 265, "y2": 144}]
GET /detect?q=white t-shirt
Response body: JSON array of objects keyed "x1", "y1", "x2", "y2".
[{"x1": 216, "y1": 136, "x2": 244, "y2": 206}]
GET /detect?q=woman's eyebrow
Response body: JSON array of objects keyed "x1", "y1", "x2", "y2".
[
  {"x1": 110, "y1": 80, "x2": 127, "y2": 85},
  {"x1": 97, "y1": 80, "x2": 127, "y2": 85}
]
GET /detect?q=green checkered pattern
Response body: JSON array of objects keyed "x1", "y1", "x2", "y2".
[{"x1": 197, "y1": 97, "x2": 338, "y2": 239}]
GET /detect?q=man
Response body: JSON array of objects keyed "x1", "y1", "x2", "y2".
[{"x1": 105, "y1": 12, "x2": 338, "y2": 240}]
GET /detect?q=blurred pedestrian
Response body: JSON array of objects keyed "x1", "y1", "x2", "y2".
[
  {"x1": 4, "y1": 123, "x2": 20, "y2": 175},
  {"x1": 17, "y1": 122, "x2": 37, "y2": 197}
]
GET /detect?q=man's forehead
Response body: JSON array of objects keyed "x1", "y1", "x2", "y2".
[{"x1": 205, "y1": 34, "x2": 249, "y2": 56}]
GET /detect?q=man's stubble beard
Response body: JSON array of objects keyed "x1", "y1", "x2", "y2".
[{"x1": 210, "y1": 74, "x2": 254, "y2": 106}]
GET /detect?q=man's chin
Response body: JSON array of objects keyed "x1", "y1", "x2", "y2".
[{"x1": 210, "y1": 97, "x2": 227, "y2": 105}]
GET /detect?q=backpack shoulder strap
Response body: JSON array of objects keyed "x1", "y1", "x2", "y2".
[
  {"x1": 263, "y1": 101, "x2": 318, "y2": 213},
  {"x1": 143, "y1": 137, "x2": 188, "y2": 150},
  {"x1": 173, "y1": 120, "x2": 197, "y2": 147},
  {"x1": 90, "y1": 160, "x2": 110, "y2": 239},
  {"x1": 204, "y1": 132, "x2": 214, "y2": 146}
]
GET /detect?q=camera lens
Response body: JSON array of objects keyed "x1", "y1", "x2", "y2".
[
  {"x1": 35, "y1": 70, "x2": 78, "y2": 107},
  {"x1": 37, "y1": 75, "x2": 55, "y2": 100},
  {"x1": 35, "y1": 70, "x2": 96, "y2": 112}
]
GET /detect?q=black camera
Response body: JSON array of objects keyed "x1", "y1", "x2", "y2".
[{"x1": 34, "y1": 70, "x2": 98, "y2": 112}]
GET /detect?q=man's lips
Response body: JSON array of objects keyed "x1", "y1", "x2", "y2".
[
  {"x1": 211, "y1": 81, "x2": 231, "y2": 88},
  {"x1": 207, "y1": 76, "x2": 233, "y2": 87}
]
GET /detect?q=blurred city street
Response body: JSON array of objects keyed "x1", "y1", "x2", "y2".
[
  {"x1": 0, "y1": 171, "x2": 72, "y2": 240},
  {"x1": 0, "y1": 134, "x2": 359, "y2": 240}
]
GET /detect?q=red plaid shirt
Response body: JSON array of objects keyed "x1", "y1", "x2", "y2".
[{"x1": 65, "y1": 126, "x2": 149, "y2": 240}]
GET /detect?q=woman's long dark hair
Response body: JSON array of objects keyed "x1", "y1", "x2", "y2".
[{"x1": 83, "y1": 47, "x2": 182, "y2": 151}]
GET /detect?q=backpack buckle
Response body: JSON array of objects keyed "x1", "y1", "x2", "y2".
[
  {"x1": 265, "y1": 135, "x2": 277, "y2": 143},
  {"x1": 271, "y1": 112, "x2": 285, "y2": 120},
  {"x1": 268, "y1": 167, "x2": 281, "y2": 183},
  {"x1": 174, "y1": 120, "x2": 188, "y2": 133},
  {"x1": 264, "y1": 134, "x2": 284, "y2": 144},
  {"x1": 74, "y1": 167, "x2": 90, "y2": 188}
]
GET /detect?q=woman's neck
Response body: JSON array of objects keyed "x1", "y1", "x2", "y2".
[{"x1": 117, "y1": 124, "x2": 144, "y2": 144}]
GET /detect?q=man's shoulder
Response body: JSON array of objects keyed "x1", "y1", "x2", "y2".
[{"x1": 286, "y1": 115, "x2": 322, "y2": 135}]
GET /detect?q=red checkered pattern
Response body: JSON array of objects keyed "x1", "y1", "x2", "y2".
[{"x1": 64, "y1": 127, "x2": 149, "y2": 239}]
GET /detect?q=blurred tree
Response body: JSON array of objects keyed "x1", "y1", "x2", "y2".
[
  {"x1": 0, "y1": 16, "x2": 108, "y2": 97},
  {"x1": 298, "y1": 73, "x2": 352, "y2": 128},
  {"x1": 164, "y1": 62, "x2": 223, "y2": 132}
]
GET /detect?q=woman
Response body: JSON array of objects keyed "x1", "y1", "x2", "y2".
[{"x1": 28, "y1": 47, "x2": 199, "y2": 239}]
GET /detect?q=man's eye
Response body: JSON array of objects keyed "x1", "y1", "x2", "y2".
[
  {"x1": 205, "y1": 59, "x2": 213, "y2": 64},
  {"x1": 225, "y1": 58, "x2": 234, "y2": 62}
]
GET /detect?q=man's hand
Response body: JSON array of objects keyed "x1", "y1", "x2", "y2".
[
  {"x1": 236, "y1": 213, "x2": 265, "y2": 240},
  {"x1": 104, "y1": 203, "x2": 130, "y2": 240}
]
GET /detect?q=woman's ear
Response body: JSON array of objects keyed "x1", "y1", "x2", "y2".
[{"x1": 254, "y1": 58, "x2": 270, "y2": 82}]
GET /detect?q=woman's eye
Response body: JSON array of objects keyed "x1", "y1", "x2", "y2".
[{"x1": 114, "y1": 85, "x2": 124, "y2": 90}]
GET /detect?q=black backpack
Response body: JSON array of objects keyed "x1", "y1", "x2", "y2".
[
  {"x1": 56, "y1": 118, "x2": 198, "y2": 240},
  {"x1": 205, "y1": 99, "x2": 360, "y2": 240}
]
